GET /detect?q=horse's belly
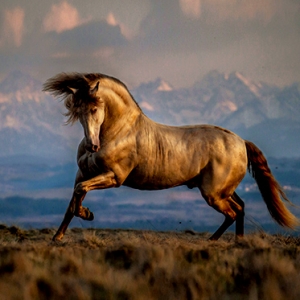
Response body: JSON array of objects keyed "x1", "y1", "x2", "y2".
[
  {"x1": 123, "y1": 176, "x2": 186, "y2": 190},
  {"x1": 123, "y1": 164, "x2": 199, "y2": 190}
]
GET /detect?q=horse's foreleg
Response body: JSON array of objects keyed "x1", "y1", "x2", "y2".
[
  {"x1": 73, "y1": 171, "x2": 117, "y2": 219},
  {"x1": 74, "y1": 171, "x2": 117, "y2": 194},
  {"x1": 53, "y1": 169, "x2": 88, "y2": 242},
  {"x1": 53, "y1": 171, "x2": 118, "y2": 241},
  {"x1": 52, "y1": 191, "x2": 86, "y2": 241}
]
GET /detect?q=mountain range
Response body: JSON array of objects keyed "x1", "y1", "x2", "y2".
[
  {"x1": 133, "y1": 70, "x2": 300, "y2": 157},
  {"x1": 0, "y1": 69, "x2": 299, "y2": 160}
]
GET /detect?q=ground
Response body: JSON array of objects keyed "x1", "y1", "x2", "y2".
[{"x1": 0, "y1": 225, "x2": 300, "y2": 299}]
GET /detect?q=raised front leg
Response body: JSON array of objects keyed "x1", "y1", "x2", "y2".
[
  {"x1": 73, "y1": 171, "x2": 117, "y2": 218},
  {"x1": 53, "y1": 171, "x2": 117, "y2": 242},
  {"x1": 74, "y1": 171, "x2": 117, "y2": 194}
]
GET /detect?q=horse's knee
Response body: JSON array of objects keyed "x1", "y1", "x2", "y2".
[{"x1": 75, "y1": 182, "x2": 88, "y2": 194}]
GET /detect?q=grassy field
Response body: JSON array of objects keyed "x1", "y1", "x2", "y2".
[{"x1": 0, "y1": 225, "x2": 300, "y2": 300}]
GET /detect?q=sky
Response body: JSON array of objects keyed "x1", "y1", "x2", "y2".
[{"x1": 0, "y1": 0, "x2": 299, "y2": 89}]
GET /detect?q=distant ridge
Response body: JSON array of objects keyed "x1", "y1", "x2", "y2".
[
  {"x1": 133, "y1": 70, "x2": 300, "y2": 157},
  {"x1": 0, "y1": 70, "x2": 299, "y2": 159}
]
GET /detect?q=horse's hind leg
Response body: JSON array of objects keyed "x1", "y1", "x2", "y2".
[
  {"x1": 204, "y1": 194, "x2": 244, "y2": 241},
  {"x1": 232, "y1": 192, "x2": 245, "y2": 238},
  {"x1": 209, "y1": 216, "x2": 235, "y2": 241}
]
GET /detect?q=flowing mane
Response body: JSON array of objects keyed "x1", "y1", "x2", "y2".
[{"x1": 43, "y1": 72, "x2": 141, "y2": 124}]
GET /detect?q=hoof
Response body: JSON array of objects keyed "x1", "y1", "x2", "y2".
[
  {"x1": 52, "y1": 233, "x2": 64, "y2": 242},
  {"x1": 235, "y1": 234, "x2": 244, "y2": 240},
  {"x1": 85, "y1": 208, "x2": 94, "y2": 221},
  {"x1": 77, "y1": 207, "x2": 94, "y2": 221}
]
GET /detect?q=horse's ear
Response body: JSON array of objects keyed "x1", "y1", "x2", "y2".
[
  {"x1": 90, "y1": 81, "x2": 99, "y2": 97},
  {"x1": 68, "y1": 87, "x2": 78, "y2": 95}
]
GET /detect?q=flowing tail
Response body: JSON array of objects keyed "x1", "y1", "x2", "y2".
[{"x1": 245, "y1": 140, "x2": 298, "y2": 229}]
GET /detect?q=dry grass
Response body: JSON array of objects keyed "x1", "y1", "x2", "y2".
[{"x1": 0, "y1": 225, "x2": 300, "y2": 299}]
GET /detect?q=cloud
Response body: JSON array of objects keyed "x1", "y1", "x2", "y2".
[
  {"x1": 50, "y1": 20, "x2": 126, "y2": 53},
  {"x1": 178, "y1": 0, "x2": 279, "y2": 23},
  {"x1": 0, "y1": 0, "x2": 298, "y2": 90},
  {"x1": 43, "y1": 1, "x2": 83, "y2": 33},
  {"x1": 1, "y1": 7, "x2": 25, "y2": 47},
  {"x1": 202, "y1": 0, "x2": 278, "y2": 23},
  {"x1": 36, "y1": 19, "x2": 127, "y2": 77},
  {"x1": 106, "y1": 12, "x2": 134, "y2": 40},
  {"x1": 109, "y1": 0, "x2": 300, "y2": 89},
  {"x1": 179, "y1": 0, "x2": 201, "y2": 19}
]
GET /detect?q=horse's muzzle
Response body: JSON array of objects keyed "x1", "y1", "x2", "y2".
[{"x1": 86, "y1": 144, "x2": 100, "y2": 152}]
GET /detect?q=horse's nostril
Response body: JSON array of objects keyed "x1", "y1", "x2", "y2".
[
  {"x1": 92, "y1": 145, "x2": 99, "y2": 152},
  {"x1": 85, "y1": 143, "x2": 99, "y2": 152}
]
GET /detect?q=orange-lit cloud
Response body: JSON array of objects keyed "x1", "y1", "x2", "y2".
[
  {"x1": 43, "y1": 1, "x2": 83, "y2": 33},
  {"x1": 106, "y1": 12, "x2": 133, "y2": 40},
  {"x1": 179, "y1": 0, "x2": 202, "y2": 19},
  {"x1": 179, "y1": 0, "x2": 278, "y2": 22},
  {"x1": 203, "y1": 0, "x2": 277, "y2": 23},
  {"x1": 1, "y1": 7, "x2": 25, "y2": 47}
]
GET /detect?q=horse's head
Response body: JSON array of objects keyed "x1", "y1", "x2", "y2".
[
  {"x1": 43, "y1": 72, "x2": 142, "y2": 153},
  {"x1": 68, "y1": 82, "x2": 104, "y2": 152}
]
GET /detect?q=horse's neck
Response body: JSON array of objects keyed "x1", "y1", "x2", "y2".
[
  {"x1": 107, "y1": 89, "x2": 139, "y2": 116},
  {"x1": 102, "y1": 92, "x2": 141, "y2": 135},
  {"x1": 103, "y1": 83, "x2": 137, "y2": 111}
]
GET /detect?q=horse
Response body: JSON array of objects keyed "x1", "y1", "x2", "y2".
[{"x1": 43, "y1": 73, "x2": 298, "y2": 241}]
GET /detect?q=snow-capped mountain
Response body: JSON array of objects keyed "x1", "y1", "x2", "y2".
[
  {"x1": 0, "y1": 70, "x2": 299, "y2": 160},
  {"x1": 134, "y1": 70, "x2": 300, "y2": 128},
  {"x1": 133, "y1": 70, "x2": 300, "y2": 157}
]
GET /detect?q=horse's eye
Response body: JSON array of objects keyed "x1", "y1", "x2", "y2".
[{"x1": 91, "y1": 108, "x2": 97, "y2": 114}]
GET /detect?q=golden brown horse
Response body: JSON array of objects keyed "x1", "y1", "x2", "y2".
[{"x1": 43, "y1": 73, "x2": 298, "y2": 241}]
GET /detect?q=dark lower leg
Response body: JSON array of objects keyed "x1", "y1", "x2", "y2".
[
  {"x1": 235, "y1": 213, "x2": 244, "y2": 237},
  {"x1": 53, "y1": 191, "x2": 87, "y2": 241},
  {"x1": 53, "y1": 193, "x2": 77, "y2": 241},
  {"x1": 232, "y1": 192, "x2": 245, "y2": 238},
  {"x1": 209, "y1": 217, "x2": 234, "y2": 241}
]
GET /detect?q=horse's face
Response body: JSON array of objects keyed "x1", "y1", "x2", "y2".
[
  {"x1": 78, "y1": 100, "x2": 104, "y2": 152},
  {"x1": 71, "y1": 82, "x2": 104, "y2": 153}
]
